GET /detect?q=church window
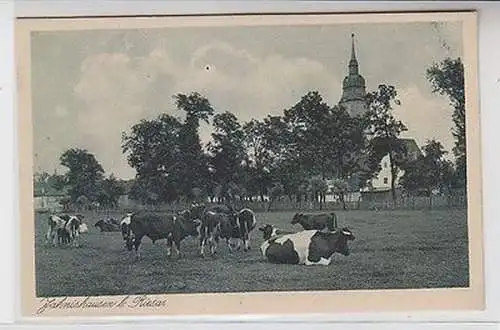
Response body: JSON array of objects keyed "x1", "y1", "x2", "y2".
[{"x1": 383, "y1": 177, "x2": 388, "y2": 184}]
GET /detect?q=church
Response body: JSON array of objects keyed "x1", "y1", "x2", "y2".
[{"x1": 336, "y1": 34, "x2": 422, "y2": 201}]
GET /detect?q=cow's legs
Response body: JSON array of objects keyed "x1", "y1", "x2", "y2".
[
  {"x1": 133, "y1": 237, "x2": 142, "y2": 260},
  {"x1": 226, "y1": 238, "x2": 233, "y2": 252},
  {"x1": 166, "y1": 238, "x2": 173, "y2": 257},
  {"x1": 173, "y1": 240, "x2": 181, "y2": 258},
  {"x1": 200, "y1": 237, "x2": 206, "y2": 256}
]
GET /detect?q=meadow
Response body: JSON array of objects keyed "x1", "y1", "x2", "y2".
[{"x1": 34, "y1": 209, "x2": 470, "y2": 297}]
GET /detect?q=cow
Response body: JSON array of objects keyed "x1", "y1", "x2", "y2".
[
  {"x1": 122, "y1": 212, "x2": 200, "y2": 260},
  {"x1": 95, "y1": 218, "x2": 121, "y2": 232},
  {"x1": 63, "y1": 215, "x2": 84, "y2": 247},
  {"x1": 291, "y1": 212, "x2": 338, "y2": 231},
  {"x1": 46, "y1": 214, "x2": 67, "y2": 246},
  {"x1": 46, "y1": 214, "x2": 83, "y2": 247},
  {"x1": 259, "y1": 228, "x2": 355, "y2": 266},
  {"x1": 198, "y1": 207, "x2": 257, "y2": 256}
]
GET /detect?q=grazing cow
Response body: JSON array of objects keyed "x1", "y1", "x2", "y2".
[
  {"x1": 122, "y1": 212, "x2": 200, "y2": 260},
  {"x1": 198, "y1": 207, "x2": 257, "y2": 255},
  {"x1": 291, "y1": 212, "x2": 338, "y2": 231},
  {"x1": 46, "y1": 215, "x2": 67, "y2": 246},
  {"x1": 64, "y1": 215, "x2": 84, "y2": 247},
  {"x1": 46, "y1": 214, "x2": 83, "y2": 247},
  {"x1": 260, "y1": 228, "x2": 355, "y2": 266},
  {"x1": 258, "y1": 224, "x2": 295, "y2": 241}
]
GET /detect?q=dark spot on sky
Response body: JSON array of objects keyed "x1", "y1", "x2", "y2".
[{"x1": 205, "y1": 65, "x2": 211, "y2": 71}]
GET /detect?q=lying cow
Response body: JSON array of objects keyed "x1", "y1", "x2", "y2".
[
  {"x1": 260, "y1": 228, "x2": 355, "y2": 266},
  {"x1": 291, "y1": 212, "x2": 338, "y2": 231},
  {"x1": 199, "y1": 207, "x2": 257, "y2": 256},
  {"x1": 121, "y1": 212, "x2": 200, "y2": 260},
  {"x1": 95, "y1": 218, "x2": 121, "y2": 232}
]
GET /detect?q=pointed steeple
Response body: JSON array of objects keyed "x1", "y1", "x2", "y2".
[
  {"x1": 349, "y1": 33, "x2": 359, "y2": 75},
  {"x1": 340, "y1": 33, "x2": 367, "y2": 117}
]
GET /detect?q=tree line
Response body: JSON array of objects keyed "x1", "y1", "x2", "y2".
[{"x1": 34, "y1": 57, "x2": 467, "y2": 211}]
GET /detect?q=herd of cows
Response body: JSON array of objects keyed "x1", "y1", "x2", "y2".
[{"x1": 44, "y1": 203, "x2": 356, "y2": 266}]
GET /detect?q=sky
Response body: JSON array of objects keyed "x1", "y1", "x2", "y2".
[{"x1": 30, "y1": 20, "x2": 463, "y2": 180}]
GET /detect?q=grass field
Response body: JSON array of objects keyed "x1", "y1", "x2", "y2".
[{"x1": 34, "y1": 209, "x2": 469, "y2": 297}]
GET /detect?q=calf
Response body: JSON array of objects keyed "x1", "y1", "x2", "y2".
[
  {"x1": 260, "y1": 228, "x2": 355, "y2": 266},
  {"x1": 122, "y1": 212, "x2": 199, "y2": 260},
  {"x1": 291, "y1": 212, "x2": 338, "y2": 231}
]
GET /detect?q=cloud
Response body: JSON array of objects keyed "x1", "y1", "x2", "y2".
[
  {"x1": 396, "y1": 85, "x2": 455, "y2": 158},
  {"x1": 68, "y1": 37, "x2": 455, "y2": 179}
]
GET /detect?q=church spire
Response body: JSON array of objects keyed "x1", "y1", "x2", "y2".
[{"x1": 349, "y1": 33, "x2": 359, "y2": 75}]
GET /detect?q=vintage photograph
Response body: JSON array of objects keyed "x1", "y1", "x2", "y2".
[{"x1": 16, "y1": 11, "x2": 483, "y2": 317}]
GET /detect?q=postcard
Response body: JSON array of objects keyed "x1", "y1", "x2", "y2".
[{"x1": 15, "y1": 11, "x2": 483, "y2": 318}]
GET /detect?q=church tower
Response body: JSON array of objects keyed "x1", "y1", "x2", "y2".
[{"x1": 339, "y1": 33, "x2": 367, "y2": 117}]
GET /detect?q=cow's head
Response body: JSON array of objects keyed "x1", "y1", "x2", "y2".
[
  {"x1": 291, "y1": 213, "x2": 304, "y2": 225},
  {"x1": 258, "y1": 224, "x2": 276, "y2": 241},
  {"x1": 334, "y1": 227, "x2": 355, "y2": 256}
]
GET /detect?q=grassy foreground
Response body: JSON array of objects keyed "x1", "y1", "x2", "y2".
[{"x1": 34, "y1": 209, "x2": 469, "y2": 297}]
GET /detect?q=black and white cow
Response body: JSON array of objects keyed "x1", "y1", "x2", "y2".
[
  {"x1": 121, "y1": 212, "x2": 200, "y2": 260},
  {"x1": 291, "y1": 212, "x2": 338, "y2": 231},
  {"x1": 259, "y1": 228, "x2": 355, "y2": 266},
  {"x1": 46, "y1": 214, "x2": 84, "y2": 247},
  {"x1": 198, "y1": 207, "x2": 257, "y2": 256}
]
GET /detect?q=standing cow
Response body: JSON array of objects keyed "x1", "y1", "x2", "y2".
[
  {"x1": 198, "y1": 206, "x2": 257, "y2": 256},
  {"x1": 46, "y1": 214, "x2": 84, "y2": 247},
  {"x1": 121, "y1": 212, "x2": 200, "y2": 260},
  {"x1": 291, "y1": 212, "x2": 338, "y2": 231},
  {"x1": 260, "y1": 228, "x2": 355, "y2": 265}
]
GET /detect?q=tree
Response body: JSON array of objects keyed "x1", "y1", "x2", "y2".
[
  {"x1": 426, "y1": 57, "x2": 466, "y2": 187},
  {"x1": 208, "y1": 111, "x2": 246, "y2": 203},
  {"x1": 122, "y1": 114, "x2": 183, "y2": 203},
  {"x1": 60, "y1": 148, "x2": 105, "y2": 203},
  {"x1": 365, "y1": 84, "x2": 408, "y2": 206},
  {"x1": 283, "y1": 91, "x2": 333, "y2": 178},
  {"x1": 400, "y1": 139, "x2": 452, "y2": 209},
  {"x1": 242, "y1": 119, "x2": 273, "y2": 202},
  {"x1": 174, "y1": 92, "x2": 215, "y2": 200},
  {"x1": 330, "y1": 178, "x2": 349, "y2": 210},
  {"x1": 97, "y1": 174, "x2": 125, "y2": 208}
]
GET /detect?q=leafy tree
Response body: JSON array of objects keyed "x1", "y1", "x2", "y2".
[
  {"x1": 242, "y1": 119, "x2": 273, "y2": 201},
  {"x1": 400, "y1": 139, "x2": 452, "y2": 209},
  {"x1": 122, "y1": 114, "x2": 183, "y2": 203},
  {"x1": 330, "y1": 178, "x2": 349, "y2": 210},
  {"x1": 60, "y1": 148, "x2": 105, "y2": 202},
  {"x1": 364, "y1": 84, "x2": 408, "y2": 206},
  {"x1": 426, "y1": 57, "x2": 466, "y2": 187},
  {"x1": 174, "y1": 92, "x2": 215, "y2": 199},
  {"x1": 97, "y1": 174, "x2": 125, "y2": 208},
  {"x1": 283, "y1": 91, "x2": 332, "y2": 177},
  {"x1": 208, "y1": 112, "x2": 247, "y2": 202},
  {"x1": 308, "y1": 176, "x2": 329, "y2": 210},
  {"x1": 47, "y1": 173, "x2": 67, "y2": 191}
]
